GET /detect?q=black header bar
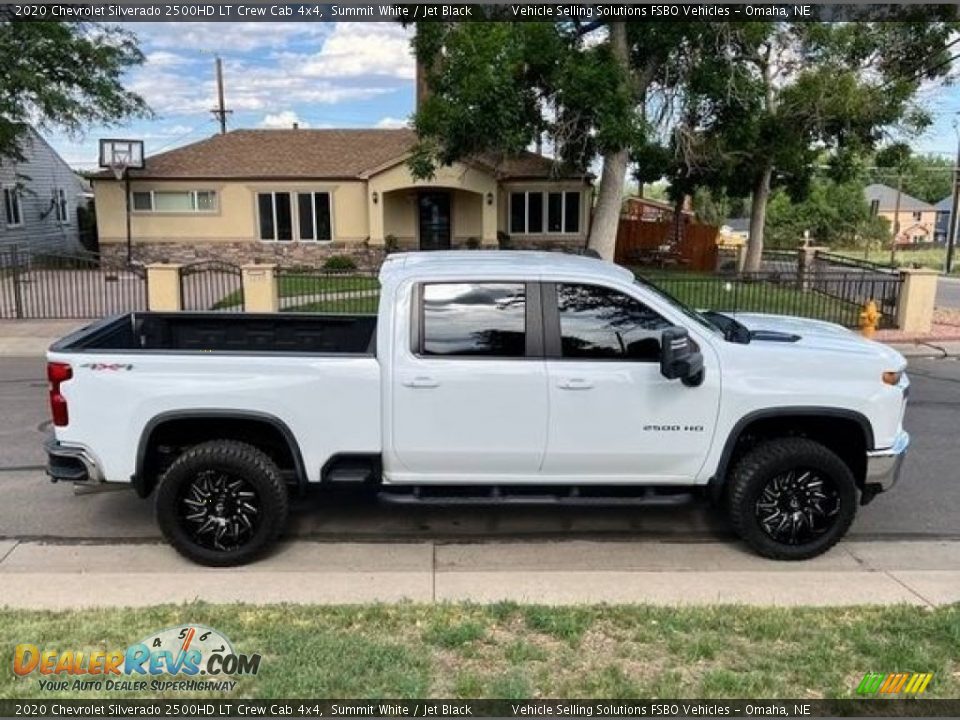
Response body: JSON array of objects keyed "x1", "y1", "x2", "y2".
[{"x1": 2, "y1": 2, "x2": 958, "y2": 22}]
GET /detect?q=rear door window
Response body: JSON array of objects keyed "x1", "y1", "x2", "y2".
[{"x1": 420, "y1": 283, "x2": 527, "y2": 357}]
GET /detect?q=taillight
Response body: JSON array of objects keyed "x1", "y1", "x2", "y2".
[{"x1": 47, "y1": 362, "x2": 72, "y2": 427}]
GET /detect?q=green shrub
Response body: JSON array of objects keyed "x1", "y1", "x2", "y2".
[{"x1": 322, "y1": 255, "x2": 357, "y2": 272}]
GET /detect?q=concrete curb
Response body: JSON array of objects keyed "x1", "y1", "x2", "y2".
[{"x1": 1, "y1": 539, "x2": 958, "y2": 609}]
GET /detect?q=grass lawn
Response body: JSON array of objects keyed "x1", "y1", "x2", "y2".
[
  {"x1": 3, "y1": 603, "x2": 959, "y2": 700},
  {"x1": 640, "y1": 271, "x2": 862, "y2": 325},
  {"x1": 213, "y1": 274, "x2": 379, "y2": 310},
  {"x1": 284, "y1": 295, "x2": 380, "y2": 314},
  {"x1": 832, "y1": 246, "x2": 956, "y2": 274}
]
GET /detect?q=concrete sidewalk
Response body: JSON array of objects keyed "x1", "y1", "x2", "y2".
[{"x1": 1, "y1": 539, "x2": 958, "y2": 609}]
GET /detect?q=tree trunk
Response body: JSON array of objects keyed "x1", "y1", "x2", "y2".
[
  {"x1": 587, "y1": 21, "x2": 630, "y2": 262},
  {"x1": 742, "y1": 164, "x2": 773, "y2": 272},
  {"x1": 589, "y1": 149, "x2": 629, "y2": 261}
]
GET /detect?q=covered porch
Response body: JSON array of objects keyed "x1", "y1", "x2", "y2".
[{"x1": 366, "y1": 161, "x2": 498, "y2": 250}]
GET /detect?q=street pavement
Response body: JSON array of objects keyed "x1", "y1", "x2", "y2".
[
  {"x1": 937, "y1": 275, "x2": 960, "y2": 309},
  {"x1": 1, "y1": 354, "x2": 958, "y2": 542},
  {"x1": 2, "y1": 347, "x2": 959, "y2": 607}
]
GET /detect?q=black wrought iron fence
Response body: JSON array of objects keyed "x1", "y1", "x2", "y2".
[
  {"x1": 276, "y1": 268, "x2": 380, "y2": 314},
  {"x1": 643, "y1": 269, "x2": 902, "y2": 329},
  {"x1": 180, "y1": 260, "x2": 244, "y2": 312},
  {"x1": 0, "y1": 248, "x2": 148, "y2": 319}
]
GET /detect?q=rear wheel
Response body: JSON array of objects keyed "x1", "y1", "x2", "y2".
[
  {"x1": 726, "y1": 438, "x2": 857, "y2": 560},
  {"x1": 156, "y1": 440, "x2": 288, "y2": 566}
]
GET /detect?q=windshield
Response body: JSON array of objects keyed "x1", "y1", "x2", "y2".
[{"x1": 633, "y1": 277, "x2": 722, "y2": 335}]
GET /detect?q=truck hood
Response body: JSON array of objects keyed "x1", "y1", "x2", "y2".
[{"x1": 728, "y1": 312, "x2": 906, "y2": 367}]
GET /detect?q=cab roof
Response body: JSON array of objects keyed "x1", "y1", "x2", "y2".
[{"x1": 379, "y1": 251, "x2": 635, "y2": 285}]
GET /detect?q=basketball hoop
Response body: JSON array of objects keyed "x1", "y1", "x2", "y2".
[
  {"x1": 98, "y1": 138, "x2": 144, "y2": 179},
  {"x1": 109, "y1": 157, "x2": 129, "y2": 181}
]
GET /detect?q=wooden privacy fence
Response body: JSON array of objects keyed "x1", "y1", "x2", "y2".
[{"x1": 614, "y1": 218, "x2": 719, "y2": 271}]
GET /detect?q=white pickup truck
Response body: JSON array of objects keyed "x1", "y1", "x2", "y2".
[{"x1": 46, "y1": 251, "x2": 910, "y2": 565}]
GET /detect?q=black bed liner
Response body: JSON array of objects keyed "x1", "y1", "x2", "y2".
[{"x1": 50, "y1": 312, "x2": 377, "y2": 355}]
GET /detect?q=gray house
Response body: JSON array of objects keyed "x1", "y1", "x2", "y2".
[{"x1": 1, "y1": 127, "x2": 87, "y2": 255}]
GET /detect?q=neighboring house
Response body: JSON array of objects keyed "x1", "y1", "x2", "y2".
[
  {"x1": 0, "y1": 127, "x2": 86, "y2": 255},
  {"x1": 721, "y1": 217, "x2": 750, "y2": 241},
  {"x1": 934, "y1": 195, "x2": 952, "y2": 243},
  {"x1": 92, "y1": 128, "x2": 593, "y2": 266},
  {"x1": 864, "y1": 183, "x2": 936, "y2": 245}
]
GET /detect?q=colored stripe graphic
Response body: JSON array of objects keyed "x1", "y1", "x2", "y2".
[{"x1": 858, "y1": 672, "x2": 932, "y2": 695}]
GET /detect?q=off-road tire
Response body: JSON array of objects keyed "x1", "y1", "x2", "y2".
[
  {"x1": 726, "y1": 437, "x2": 857, "y2": 560},
  {"x1": 156, "y1": 440, "x2": 288, "y2": 566}
]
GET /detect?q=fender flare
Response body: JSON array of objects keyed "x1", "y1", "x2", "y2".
[
  {"x1": 133, "y1": 409, "x2": 307, "y2": 498},
  {"x1": 708, "y1": 406, "x2": 875, "y2": 499}
]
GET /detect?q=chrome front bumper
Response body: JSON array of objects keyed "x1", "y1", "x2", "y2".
[{"x1": 865, "y1": 430, "x2": 910, "y2": 493}]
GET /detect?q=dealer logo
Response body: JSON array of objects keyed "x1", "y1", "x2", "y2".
[{"x1": 14, "y1": 624, "x2": 260, "y2": 693}]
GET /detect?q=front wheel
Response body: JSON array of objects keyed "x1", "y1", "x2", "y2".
[
  {"x1": 156, "y1": 440, "x2": 288, "y2": 566},
  {"x1": 726, "y1": 438, "x2": 857, "y2": 560}
]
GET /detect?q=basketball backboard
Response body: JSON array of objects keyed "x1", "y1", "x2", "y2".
[{"x1": 98, "y1": 139, "x2": 144, "y2": 179}]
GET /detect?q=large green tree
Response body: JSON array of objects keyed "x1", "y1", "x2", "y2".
[
  {"x1": 691, "y1": 20, "x2": 955, "y2": 270},
  {"x1": 0, "y1": 21, "x2": 149, "y2": 160},
  {"x1": 408, "y1": 21, "x2": 702, "y2": 260}
]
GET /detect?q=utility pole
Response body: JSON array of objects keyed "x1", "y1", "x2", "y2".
[
  {"x1": 947, "y1": 130, "x2": 960, "y2": 274},
  {"x1": 889, "y1": 172, "x2": 903, "y2": 265},
  {"x1": 211, "y1": 56, "x2": 232, "y2": 134}
]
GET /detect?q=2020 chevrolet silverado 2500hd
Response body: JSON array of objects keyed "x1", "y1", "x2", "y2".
[{"x1": 45, "y1": 251, "x2": 910, "y2": 565}]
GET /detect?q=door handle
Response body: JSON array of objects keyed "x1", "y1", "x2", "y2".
[
  {"x1": 402, "y1": 376, "x2": 440, "y2": 389},
  {"x1": 557, "y1": 378, "x2": 594, "y2": 390}
]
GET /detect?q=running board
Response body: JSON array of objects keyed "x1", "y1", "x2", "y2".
[{"x1": 377, "y1": 487, "x2": 697, "y2": 508}]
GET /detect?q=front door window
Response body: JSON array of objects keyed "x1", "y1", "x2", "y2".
[{"x1": 418, "y1": 192, "x2": 451, "y2": 251}]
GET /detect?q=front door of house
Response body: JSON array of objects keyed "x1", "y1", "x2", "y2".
[{"x1": 418, "y1": 192, "x2": 451, "y2": 251}]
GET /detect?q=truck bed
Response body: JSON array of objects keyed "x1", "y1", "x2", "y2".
[{"x1": 51, "y1": 312, "x2": 377, "y2": 355}]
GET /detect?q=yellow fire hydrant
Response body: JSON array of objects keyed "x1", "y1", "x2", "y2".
[{"x1": 859, "y1": 300, "x2": 880, "y2": 338}]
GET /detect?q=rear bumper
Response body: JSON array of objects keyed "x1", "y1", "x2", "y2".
[
  {"x1": 45, "y1": 437, "x2": 104, "y2": 485},
  {"x1": 864, "y1": 430, "x2": 909, "y2": 494}
]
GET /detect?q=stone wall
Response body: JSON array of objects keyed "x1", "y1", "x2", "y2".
[
  {"x1": 100, "y1": 241, "x2": 386, "y2": 271},
  {"x1": 101, "y1": 236, "x2": 589, "y2": 269}
]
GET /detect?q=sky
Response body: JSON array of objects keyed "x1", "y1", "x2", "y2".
[
  {"x1": 39, "y1": 21, "x2": 960, "y2": 172},
  {"x1": 44, "y1": 22, "x2": 418, "y2": 170}
]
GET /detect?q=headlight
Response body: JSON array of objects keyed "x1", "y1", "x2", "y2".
[{"x1": 882, "y1": 371, "x2": 903, "y2": 386}]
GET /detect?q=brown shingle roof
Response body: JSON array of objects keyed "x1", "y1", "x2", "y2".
[{"x1": 93, "y1": 129, "x2": 585, "y2": 181}]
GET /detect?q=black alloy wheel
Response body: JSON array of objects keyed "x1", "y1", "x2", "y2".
[
  {"x1": 754, "y1": 468, "x2": 841, "y2": 545},
  {"x1": 179, "y1": 470, "x2": 262, "y2": 552}
]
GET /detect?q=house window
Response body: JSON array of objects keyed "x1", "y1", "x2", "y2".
[
  {"x1": 296, "y1": 192, "x2": 332, "y2": 241},
  {"x1": 258, "y1": 191, "x2": 332, "y2": 242},
  {"x1": 912, "y1": 211, "x2": 922, "y2": 222},
  {"x1": 3, "y1": 186, "x2": 22, "y2": 227},
  {"x1": 53, "y1": 188, "x2": 68, "y2": 223},
  {"x1": 131, "y1": 190, "x2": 216, "y2": 213},
  {"x1": 510, "y1": 191, "x2": 581, "y2": 234},
  {"x1": 869, "y1": 199, "x2": 879, "y2": 217}
]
